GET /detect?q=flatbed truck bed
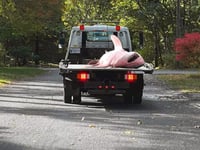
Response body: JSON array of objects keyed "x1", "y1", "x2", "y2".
[{"x1": 58, "y1": 23, "x2": 153, "y2": 104}]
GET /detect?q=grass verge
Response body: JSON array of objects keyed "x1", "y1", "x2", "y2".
[
  {"x1": 0, "y1": 67, "x2": 46, "y2": 86},
  {"x1": 157, "y1": 74, "x2": 200, "y2": 93}
]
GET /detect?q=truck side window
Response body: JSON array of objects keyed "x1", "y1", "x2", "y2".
[
  {"x1": 70, "y1": 31, "x2": 81, "y2": 48},
  {"x1": 119, "y1": 32, "x2": 129, "y2": 51}
]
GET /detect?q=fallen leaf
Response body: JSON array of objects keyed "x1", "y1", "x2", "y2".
[
  {"x1": 137, "y1": 120, "x2": 142, "y2": 125},
  {"x1": 170, "y1": 126, "x2": 177, "y2": 131},
  {"x1": 124, "y1": 130, "x2": 134, "y2": 135},
  {"x1": 89, "y1": 124, "x2": 96, "y2": 128},
  {"x1": 132, "y1": 137, "x2": 136, "y2": 141},
  {"x1": 81, "y1": 117, "x2": 85, "y2": 121}
]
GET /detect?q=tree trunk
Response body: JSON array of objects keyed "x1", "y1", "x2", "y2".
[{"x1": 34, "y1": 35, "x2": 40, "y2": 65}]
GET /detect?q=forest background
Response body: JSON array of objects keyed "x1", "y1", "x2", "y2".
[{"x1": 0, "y1": 0, "x2": 200, "y2": 68}]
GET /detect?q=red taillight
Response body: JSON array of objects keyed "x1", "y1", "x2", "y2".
[
  {"x1": 105, "y1": 85, "x2": 109, "y2": 89},
  {"x1": 111, "y1": 85, "x2": 115, "y2": 89},
  {"x1": 116, "y1": 25, "x2": 120, "y2": 31},
  {"x1": 125, "y1": 72, "x2": 137, "y2": 83},
  {"x1": 80, "y1": 24, "x2": 84, "y2": 30},
  {"x1": 98, "y1": 85, "x2": 103, "y2": 89},
  {"x1": 77, "y1": 72, "x2": 89, "y2": 82}
]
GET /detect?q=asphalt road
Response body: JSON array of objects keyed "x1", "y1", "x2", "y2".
[{"x1": 0, "y1": 68, "x2": 199, "y2": 150}]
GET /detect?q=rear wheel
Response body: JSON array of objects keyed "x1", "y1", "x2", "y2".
[
  {"x1": 123, "y1": 88, "x2": 143, "y2": 104},
  {"x1": 124, "y1": 89, "x2": 133, "y2": 104},
  {"x1": 64, "y1": 87, "x2": 72, "y2": 103},
  {"x1": 133, "y1": 76, "x2": 144, "y2": 104},
  {"x1": 132, "y1": 87, "x2": 143, "y2": 104},
  {"x1": 63, "y1": 80, "x2": 72, "y2": 103},
  {"x1": 72, "y1": 86, "x2": 81, "y2": 104},
  {"x1": 124, "y1": 75, "x2": 144, "y2": 104}
]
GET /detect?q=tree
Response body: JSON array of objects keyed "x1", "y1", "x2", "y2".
[
  {"x1": 111, "y1": 0, "x2": 200, "y2": 68},
  {"x1": 0, "y1": 0, "x2": 65, "y2": 65},
  {"x1": 1, "y1": 0, "x2": 200, "y2": 67},
  {"x1": 62, "y1": 0, "x2": 113, "y2": 29}
]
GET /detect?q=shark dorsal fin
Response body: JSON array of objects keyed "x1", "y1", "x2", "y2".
[{"x1": 111, "y1": 35, "x2": 123, "y2": 51}]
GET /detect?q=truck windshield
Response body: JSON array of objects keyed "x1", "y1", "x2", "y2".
[{"x1": 87, "y1": 31, "x2": 113, "y2": 42}]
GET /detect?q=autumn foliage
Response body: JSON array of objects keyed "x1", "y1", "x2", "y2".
[{"x1": 174, "y1": 32, "x2": 200, "y2": 68}]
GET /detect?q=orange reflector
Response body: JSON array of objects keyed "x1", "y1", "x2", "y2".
[
  {"x1": 116, "y1": 25, "x2": 120, "y2": 31},
  {"x1": 77, "y1": 72, "x2": 89, "y2": 82},
  {"x1": 125, "y1": 73, "x2": 137, "y2": 82},
  {"x1": 111, "y1": 85, "x2": 115, "y2": 89},
  {"x1": 80, "y1": 24, "x2": 84, "y2": 30},
  {"x1": 105, "y1": 85, "x2": 109, "y2": 89},
  {"x1": 98, "y1": 85, "x2": 103, "y2": 89}
]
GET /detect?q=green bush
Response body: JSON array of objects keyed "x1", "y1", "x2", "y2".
[
  {"x1": 162, "y1": 53, "x2": 177, "y2": 68},
  {"x1": 137, "y1": 46, "x2": 154, "y2": 63},
  {"x1": 9, "y1": 46, "x2": 32, "y2": 66}
]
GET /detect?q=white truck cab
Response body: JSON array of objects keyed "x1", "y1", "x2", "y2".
[{"x1": 64, "y1": 24, "x2": 133, "y2": 63}]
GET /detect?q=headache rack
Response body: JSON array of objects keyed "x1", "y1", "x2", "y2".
[{"x1": 80, "y1": 20, "x2": 120, "y2": 25}]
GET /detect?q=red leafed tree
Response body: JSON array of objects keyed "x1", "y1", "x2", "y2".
[{"x1": 174, "y1": 32, "x2": 200, "y2": 68}]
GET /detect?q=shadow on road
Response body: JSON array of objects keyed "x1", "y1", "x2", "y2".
[{"x1": 0, "y1": 68, "x2": 199, "y2": 150}]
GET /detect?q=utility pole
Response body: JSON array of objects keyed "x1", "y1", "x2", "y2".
[{"x1": 176, "y1": 0, "x2": 181, "y2": 38}]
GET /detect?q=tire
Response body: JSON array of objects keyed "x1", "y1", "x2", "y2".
[
  {"x1": 124, "y1": 75, "x2": 144, "y2": 104},
  {"x1": 133, "y1": 76, "x2": 144, "y2": 104},
  {"x1": 63, "y1": 80, "x2": 72, "y2": 103},
  {"x1": 72, "y1": 87, "x2": 81, "y2": 104},
  {"x1": 124, "y1": 88, "x2": 143, "y2": 104},
  {"x1": 133, "y1": 87, "x2": 143, "y2": 104},
  {"x1": 124, "y1": 89, "x2": 133, "y2": 104}
]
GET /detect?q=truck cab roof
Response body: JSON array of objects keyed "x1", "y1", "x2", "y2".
[{"x1": 72, "y1": 24, "x2": 129, "y2": 32}]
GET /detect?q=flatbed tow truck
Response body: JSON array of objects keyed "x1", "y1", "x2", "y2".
[{"x1": 59, "y1": 22, "x2": 153, "y2": 104}]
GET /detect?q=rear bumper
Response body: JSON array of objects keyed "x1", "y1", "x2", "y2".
[
  {"x1": 87, "y1": 89, "x2": 126, "y2": 95},
  {"x1": 84, "y1": 81, "x2": 129, "y2": 89},
  {"x1": 81, "y1": 81, "x2": 130, "y2": 95}
]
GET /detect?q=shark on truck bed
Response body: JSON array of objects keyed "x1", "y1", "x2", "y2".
[
  {"x1": 59, "y1": 23, "x2": 154, "y2": 104},
  {"x1": 90, "y1": 35, "x2": 145, "y2": 68}
]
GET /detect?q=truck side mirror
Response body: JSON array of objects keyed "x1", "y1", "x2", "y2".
[
  {"x1": 58, "y1": 32, "x2": 66, "y2": 48},
  {"x1": 139, "y1": 31, "x2": 144, "y2": 49}
]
